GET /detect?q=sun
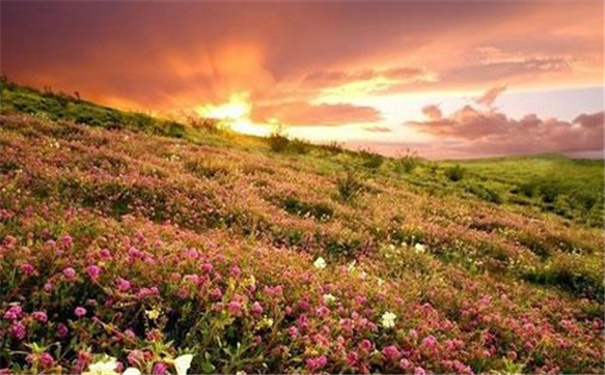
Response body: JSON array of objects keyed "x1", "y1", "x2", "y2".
[
  {"x1": 194, "y1": 93, "x2": 270, "y2": 137},
  {"x1": 195, "y1": 93, "x2": 251, "y2": 121}
]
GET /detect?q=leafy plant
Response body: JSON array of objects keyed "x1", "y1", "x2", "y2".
[{"x1": 445, "y1": 164, "x2": 465, "y2": 181}]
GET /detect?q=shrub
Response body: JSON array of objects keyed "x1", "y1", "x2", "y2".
[
  {"x1": 539, "y1": 181, "x2": 560, "y2": 203},
  {"x1": 187, "y1": 116, "x2": 222, "y2": 132},
  {"x1": 445, "y1": 164, "x2": 465, "y2": 181},
  {"x1": 519, "y1": 181, "x2": 539, "y2": 197},
  {"x1": 324, "y1": 141, "x2": 344, "y2": 154},
  {"x1": 523, "y1": 253, "x2": 604, "y2": 301},
  {"x1": 289, "y1": 138, "x2": 311, "y2": 154},
  {"x1": 184, "y1": 159, "x2": 229, "y2": 179},
  {"x1": 359, "y1": 149, "x2": 384, "y2": 169},
  {"x1": 267, "y1": 129, "x2": 290, "y2": 152},
  {"x1": 281, "y1": 196, "x2": 334, "y2": 221},
  {"x1": 395, "y1": 149, "x2": 421, "y2": 174},
  {"x1": 466, "y1": 183, "x2": 502, "y2": 204},
  {"x1": 336, "y1": 170, "x2": 364, "y2": 202}
]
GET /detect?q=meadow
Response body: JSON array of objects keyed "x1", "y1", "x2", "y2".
[{"x1": 1, "y1": 80, "x2": 604, "y2": 374}]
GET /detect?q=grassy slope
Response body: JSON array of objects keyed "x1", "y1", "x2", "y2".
[{"x1": 1, "y1": 81, "x2": 604, "y2": 374}]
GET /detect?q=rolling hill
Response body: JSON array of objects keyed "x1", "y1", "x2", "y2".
[{"x1": 1, "y1": 80, "x2": 603, "y2": 374}]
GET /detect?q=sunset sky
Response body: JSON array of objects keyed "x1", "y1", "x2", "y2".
[{"x1": 1, "y1": 1, "x2": 603, "y2": 158}]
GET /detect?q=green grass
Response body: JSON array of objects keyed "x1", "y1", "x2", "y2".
[
  {"x1": 2, "y1": 77, "x2": 603, "y2": 228},
  {"x1": 440, "y1": 156, "x2": 604, "y2": 226}
]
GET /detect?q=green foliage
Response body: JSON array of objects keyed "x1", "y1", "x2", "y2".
[
  {"x1": 336, "y1": 170, "x2": 364, "y2": 202},
  {"x1": 0, "y1": 79, "x2": 195, "y2": 138},
  {"x1": 523, "y1": 253, "x2": 604, "y2": 301},
  {"x1": 323, "y1": 141, "x2": 344, "y2": 154},
  {"x1": 395, "y1": 149, "x2": 421, "y2": 174},
  {"x1": 359, "y1": 149, "x2": 384, "y2": 170},
  {"x1": 267, "y1": 129, "x2": 290, "y2": 152},
  {"x1": 288, "y1": 138, "x2": 311, "y2": 154},
  {"x1": 465, "y1": 183, "x2": 502, "y2": 204},
  {"x1": 184, "y1": 159, "x2": 230, "y2": 179},
  {"x1": 445, "y1": 164, "x2": 465, "y2": 181},
  {"x1": 281, "y1": 196, "x2": 334, "y2": 221}
]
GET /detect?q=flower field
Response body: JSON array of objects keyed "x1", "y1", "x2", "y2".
[{"x1": 1, "y1": 85, "x2": 604, "y2": 374}]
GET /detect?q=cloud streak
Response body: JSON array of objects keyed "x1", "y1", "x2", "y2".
[{"x1": 251, "y1": 101, "x2": 382, "y2": 127}]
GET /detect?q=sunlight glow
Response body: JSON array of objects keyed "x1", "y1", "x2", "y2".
[{"x1": 194, "y1": 93, "x2": 270, "y2": 137}]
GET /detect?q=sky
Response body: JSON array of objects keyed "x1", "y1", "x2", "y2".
[{"x1": 1, "y1": 1, "x2": 604, "y2": 158}]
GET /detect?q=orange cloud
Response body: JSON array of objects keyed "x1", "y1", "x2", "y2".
[
  {"x1": 364, "y1": 126, "x2": 392, "y2": 133},
  {"x1": 476, "y1": 85, "x2": 507, "y2": 107},
  {"x1": 251, "y1": 101, "x2": 382, "y2": 127},
  {"x1": 422, "y1": 105, "x2": 443, "y2": 120}
]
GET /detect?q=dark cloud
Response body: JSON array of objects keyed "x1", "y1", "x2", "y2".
[{"x1": 251, "y1": 101, "x2": 382, "y2": 127}]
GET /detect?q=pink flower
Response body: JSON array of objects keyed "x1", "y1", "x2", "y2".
[
  {"x1": 297, "y1": 314, "x2": 309, "y2": 330},
  {"x1": 153, "y1": 362, "x2": 168, "y2": 375},
  {"x1": 414, "y1": 366, "x2": 426, "y2": 375},
  {"x1": 227, "y1": 300, "x2": 242, "y2": 316},
  {"x1": 74, "y1": 306, "x2": 87, "y2": 317},
  {"x1": 128, "y1": 349, "x2": 145, "y2": 365},
  {"x1": 20, "y1": 263, "x2": 35, "y2": 275},
  {"x1": 316, "y1": 306, "x2": 330, "y2": 318},
  {"x1": 251, "y1": 302, "x2": 264, "y2": 316},
  {"x1": 347, "y1": 352, "x2": 359, "y2": 367},
  {"x1": 421, "y1": 335, "x2": 438, "y2": 350},
  {"x1": 382, "y1": 345, "x2": 402, "y2": 361},
  {"x1": 124, "y1": 329, "x2": 136, "y2": 341},
  {"x1": 33, "y1": 311, "x2": 48, "y2": 324},
  {"x1": 39, "y1": 353, "x2": 54, "y2": 368},
  {"x1": 230, "y1": 266, "x2": 242, "y2": 278},
  {"x1": 116, "y1": 277, "x2": 131, "y2": 292},
  {"x1": 75, "y1": 351, "x2": 91, "y2": 373},
  {"x1": 99, "y1": 248, "x2": 111, "y2": 258},
  {"x1": 44, "y1": 282, "x2": 53, "y2": 292},
  {"x1": 359, "y1": 339, "x2": 373, "y2": 351},
  {"x1": 86, "y1": 265, "x2": 101, "y2": 280},
  {"x1": 60, "y1": 235, "x2": 73, "y2": 249},
  {"x1": 201, "y1": 262, "x2": 213, "y2": 273},
  {"x1": 10, "y1": 322, "x2": 26, "y2": 340},
  {"x1": 57, "y1": 323, "x2": 69, "y2": 338},
  {"x1": 288, "y1": 326, "x2": 299, "y2": 339},
  {"x1": 3, "y1": 305, "x2": 23, "y2": 320},
  {"x1": 210, "y1": 287, "x2": 223, "y2": 300},
  {"x1": 63, "y1": 267, "x2": 76, "y2": 281},
  {"x1": 306, "y1": 355, "x2": 327, "y2": 372}
]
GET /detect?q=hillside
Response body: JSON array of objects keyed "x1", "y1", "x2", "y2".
[{"x1": 1, "y1": 81, "x2": 604, "y2": 374}]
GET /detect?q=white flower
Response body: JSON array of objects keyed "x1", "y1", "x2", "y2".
[
  {"x1": 381, "y1": 311, "x2": 397, "y2": 329},
  {"x1": 323, "y1": 293, "x2": 336, "y2": 305},
  {"x1": 174, "y1": 354, "x2": 194, "y2": 375},
  {"x1": 83, "y1": 356, "x2": 119, "y2": 375},
  {"x1": 313, "y1": 257, "x2": 326, "y2": 269},
  {"x1": 414, "y1": 243, "x2": 426, "y2": 254},
  {"x1": 123, "y1": 368, "x2": 141, "y2": 375},
  {"x1": 236, "y1": 372, "x2": 247, "y2": 375}
]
